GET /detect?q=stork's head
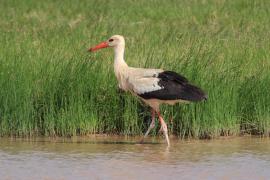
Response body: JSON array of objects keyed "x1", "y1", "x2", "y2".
[{"x1": 89, "y1": 35, "x2": 125, "y2": 52}]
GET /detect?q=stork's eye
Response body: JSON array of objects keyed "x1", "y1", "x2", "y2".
[{"x1": 109, "y1": 39, "x2": 114, "y2": 42}]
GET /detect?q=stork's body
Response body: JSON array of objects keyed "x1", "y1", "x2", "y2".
[{"x1": 89, "y1": 35, "x2": 207, "y2": 146}]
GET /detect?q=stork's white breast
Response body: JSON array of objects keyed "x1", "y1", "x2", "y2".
[
  {"x1": 127, "y1": 76, "x2": 164, "y2": 94},
  {"x1": 126, "y1": 68, "x2": 164, "y2": 94}
]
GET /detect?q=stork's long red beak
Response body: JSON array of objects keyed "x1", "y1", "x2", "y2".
[{"x1": 88, "y1": 41, "x2": 109, "y2": 52}]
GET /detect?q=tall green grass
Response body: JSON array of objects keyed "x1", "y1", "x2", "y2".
[{"x1": 0, "y1": 0, "x2": 270, "y2": 138}]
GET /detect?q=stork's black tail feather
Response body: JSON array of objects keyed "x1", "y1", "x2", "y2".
[
  {"x1": 139, "y1": 71, "x2": 207, "y2": 102},
  {"x1": 178, "y1": 83, "x2": 208, "y2": 102}
]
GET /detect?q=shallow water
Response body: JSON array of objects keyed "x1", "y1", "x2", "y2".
[{"x1": 0, "y1": 136, "x2": 270, "y2": 180}]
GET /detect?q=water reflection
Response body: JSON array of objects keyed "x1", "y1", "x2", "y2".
[{"x1": 0, "y1": 136, "x2": 270, "y2": 179}]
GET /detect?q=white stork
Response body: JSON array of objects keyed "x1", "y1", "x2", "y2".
[{"x1": 89, "y1": 35, "x2": 207, "y2": 146}]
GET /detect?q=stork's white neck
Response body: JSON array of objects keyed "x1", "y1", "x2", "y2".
[
  {"x1": 113, "y1": 44, "x2": 129, "y2": 90},
  {"x1": 113, "y1": 44, "x2": 128, "y2": 69}
]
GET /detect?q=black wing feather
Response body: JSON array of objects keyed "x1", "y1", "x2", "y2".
[{"x1": 138, "y1": 71, "x2": 207, "y2": 102}]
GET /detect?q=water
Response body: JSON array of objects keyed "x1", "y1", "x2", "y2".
[{"x1": 0, "y1": 136, "x2": 270, "y2": 180}]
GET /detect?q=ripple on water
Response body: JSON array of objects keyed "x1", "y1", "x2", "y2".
[{"x1": 0, "y1": 137, "x2": 270, "y2": 180}]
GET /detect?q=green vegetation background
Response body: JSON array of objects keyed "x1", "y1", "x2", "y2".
[{"x1": 1, "y1": 0, "x2": 270, "y2": 138}]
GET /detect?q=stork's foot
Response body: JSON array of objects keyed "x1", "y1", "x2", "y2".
[
  {"x1": 161, "y1": 123, "x2": 170, "y2": 146},
  {"x1": 164, "y1": 130, "x2": 170, "y2": 147},
  {"x1": 140, "y1": 108, "x2": 156, "y2": 144},
  {"x1": 157, "y1": 112, "x2": 170, "y2": 146}
]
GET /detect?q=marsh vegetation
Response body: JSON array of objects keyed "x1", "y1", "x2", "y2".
[{"x1": 0, "y1": 0, "x2": 270, "y2": 138}]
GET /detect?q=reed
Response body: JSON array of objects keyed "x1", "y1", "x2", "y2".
[{"x1": 0, "y1": 0, "x2": 270, "y2": 138}]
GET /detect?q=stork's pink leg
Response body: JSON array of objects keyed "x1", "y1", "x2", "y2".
[
  {"x1": 157, "y1": 112, "x2": 170, "y2": 146},
  {"x1": 140, "y1": 109, "x2": 156, "y2": 143},
  {"x1": 158, "y1": 116, "x2": 173, "y2": 134}
]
